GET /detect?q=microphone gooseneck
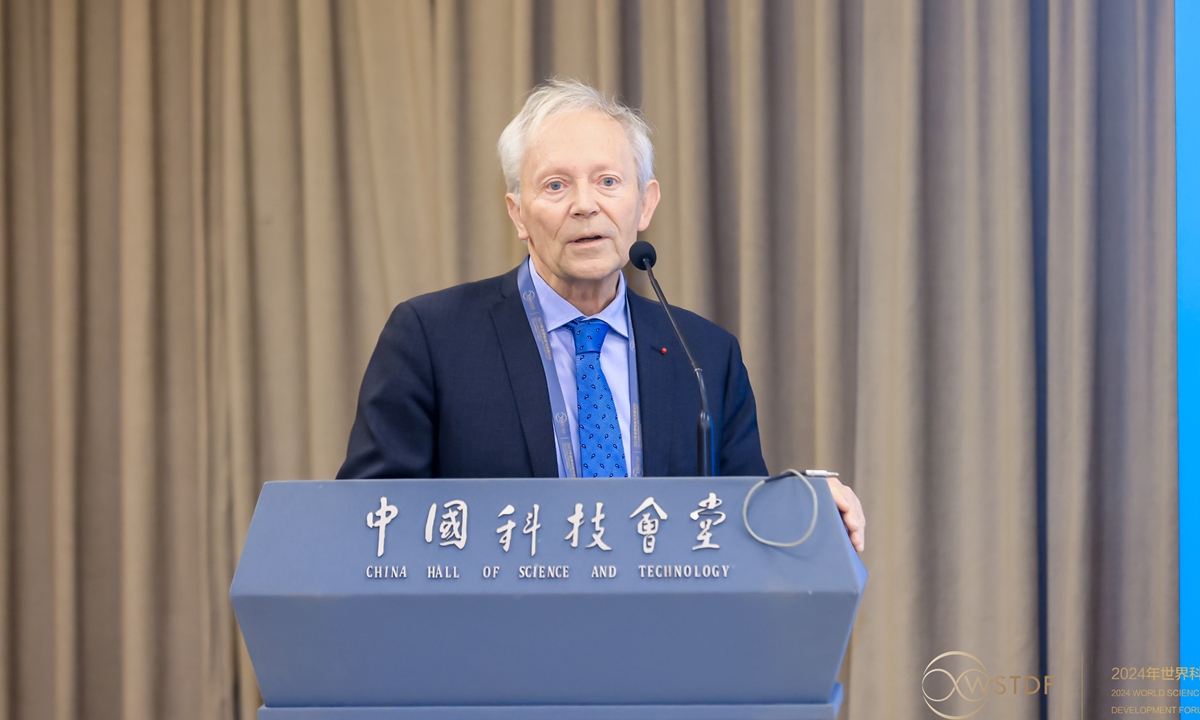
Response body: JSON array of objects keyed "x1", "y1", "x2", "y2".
[{"x1": 628, "y1": 240, "x2": 714, "y2": 476}]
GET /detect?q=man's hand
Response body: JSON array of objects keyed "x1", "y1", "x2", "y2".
[{"x1": 827, "y1": 477, "x2": 865, "y2": 552}]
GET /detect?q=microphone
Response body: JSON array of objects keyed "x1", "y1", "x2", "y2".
[{"x1": 628, "y1": 240, "x2": 714, "y2": 476}]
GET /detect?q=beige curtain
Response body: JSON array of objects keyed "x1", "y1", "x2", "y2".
[{"x1": 0, "y1": 1, "x2": 1175, "y2": 719}]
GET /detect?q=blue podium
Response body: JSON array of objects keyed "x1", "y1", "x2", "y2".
[{"x1": 231, "y1": 476, "x2": 866, "y2": 719}]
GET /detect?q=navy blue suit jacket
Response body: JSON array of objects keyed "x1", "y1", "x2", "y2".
[{"x1": 337, "y1": 265, "x2": 768, "y2": 479}]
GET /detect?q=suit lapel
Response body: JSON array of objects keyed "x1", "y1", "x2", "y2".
[
  {"x1": 628, "y1": 292, "x2": 674, "y2": 477},
  {"x1": 491, "y1": 268, "x2": 559, "y2": 478}
]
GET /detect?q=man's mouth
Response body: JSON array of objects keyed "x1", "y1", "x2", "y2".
[{"x1": 572, "y1": 234, "x2": 606, "y2": 244}]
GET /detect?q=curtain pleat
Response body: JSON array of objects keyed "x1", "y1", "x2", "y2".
[
  {"x1": 0, "y1": 0, "x2": 10, "y2": 711},
  {"x1": 848, "y1": 1, "x2": 933, "y2": 715},
  {"x1": 48, "y1": 0, "x2": 80, "y2": 718},
  {"x1": 1045, "y1": 2, "x2": 1178, "y2": 718},
  {"x1": 0, "y1": 1, "x2": 1176, "y2": 719},
  {"x1": 10, "y1": 0, "x2": 54, "y2": 716},
  {"x1": 297, "y1": 0, "x2": 352, "y2": 477},
  {"x1": 78, "y1": 0, "x2": 123, "y2": 715},
  {"x1": 636, "y1": 0, "x2": 709, "y2": 315},
  {"x1": 116, "y1": 0, "x2": 157, "y2": 717}
]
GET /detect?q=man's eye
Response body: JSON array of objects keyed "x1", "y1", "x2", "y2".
[
  {"x1": 602, "y1": 177, "x2": 617, "y2": 187},
  {"x1": 548, "y1": 181, "x2": 564, "y2": 191}
]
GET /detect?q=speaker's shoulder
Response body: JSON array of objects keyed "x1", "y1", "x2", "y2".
[
  {"x1": 627, "y1": 291, "x2": 739, "y2": 347},
  {"x1": 398, "y1": 267, "x2": 517, "y2": 321}
]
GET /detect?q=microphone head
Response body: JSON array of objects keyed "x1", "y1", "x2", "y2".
[{"x1": 629, "y1": 240, "x2": 657, "y2": 270}]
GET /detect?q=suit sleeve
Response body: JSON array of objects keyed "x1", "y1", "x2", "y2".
[
  {"x1": 717, "y1": 336, "x2": 770, "y2": 476},
  {"x1": 337, "y1": 302, "x2": 437, "y2": 478}
]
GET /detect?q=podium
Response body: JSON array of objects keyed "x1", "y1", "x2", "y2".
[{"x1": 231, "y1": 476, "x2": 866, "y2": 719}]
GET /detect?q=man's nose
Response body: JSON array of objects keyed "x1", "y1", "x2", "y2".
[{"x1": 570, "y1": 183, "x2": 600, "y2": 217}]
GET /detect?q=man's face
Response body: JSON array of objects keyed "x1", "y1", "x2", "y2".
[{"x1": 505, "y1": 110, "x2": 660, "y2": 297}]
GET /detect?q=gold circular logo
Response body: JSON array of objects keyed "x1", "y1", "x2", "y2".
[{"x1": 921, "y1": 651, "x2": 990, "y2": 719}]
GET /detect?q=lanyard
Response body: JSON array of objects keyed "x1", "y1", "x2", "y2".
[{"x1": 517, "y1": 259, "x2": 644, "y2": 478}]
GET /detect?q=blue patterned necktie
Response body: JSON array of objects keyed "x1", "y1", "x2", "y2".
[{"x1": 567, "y1": 318, "x2": 626, "y2": 477}]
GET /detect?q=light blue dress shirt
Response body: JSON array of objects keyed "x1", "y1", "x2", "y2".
[{"x1": 526, "y1": 257, "x2": 632, "y2": 478}]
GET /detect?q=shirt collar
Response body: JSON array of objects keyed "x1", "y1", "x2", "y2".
[{"x1": 526, "y1": 256, "x2": 629, "y2": 339}]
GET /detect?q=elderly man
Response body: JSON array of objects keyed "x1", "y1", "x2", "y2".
[{"x1": 338, "y1": 79, "x2": 865, "y2": 551}]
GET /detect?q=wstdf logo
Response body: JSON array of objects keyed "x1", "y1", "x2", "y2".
[
  {"x1": 921, "y1": 651, "x2": 1054, "y2": 719},
  {"x1": 922, "y1": 652, "x2": 991, "y2": 719}
]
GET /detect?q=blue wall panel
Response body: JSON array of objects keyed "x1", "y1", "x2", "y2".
[{"x1": 1178, "y1": 0, "x2": 1199, "y2": 709}]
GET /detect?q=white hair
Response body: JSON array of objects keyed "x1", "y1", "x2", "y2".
[{"x1": 498, "y1": 78, "x2": 655, "y2": 199}]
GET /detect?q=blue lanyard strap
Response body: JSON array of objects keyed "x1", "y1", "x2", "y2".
[{"x1": 516, "y1": 260, "x2": 644, "y2": 478}]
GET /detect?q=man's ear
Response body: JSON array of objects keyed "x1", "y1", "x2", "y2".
[
  {"x1": 505, "y1": 193, "x2": 529, "y2": 240},
  {"x1": 637, "y1": 179, "x2": 661, "y2": 232}
]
